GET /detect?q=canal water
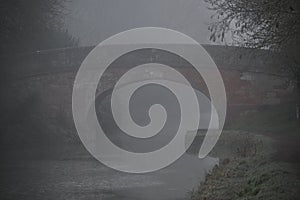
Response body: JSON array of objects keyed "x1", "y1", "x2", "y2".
[
  {"x1": 0, "y1": 153, "x2": 218, "y2": 200},
  {"x1": 0, "y1": 84, "x2": 219, "y2": 199}
]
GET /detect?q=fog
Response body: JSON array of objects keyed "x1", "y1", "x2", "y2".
[{"x1": 65, "y1": 0, "x2": 215, "y2": 46}]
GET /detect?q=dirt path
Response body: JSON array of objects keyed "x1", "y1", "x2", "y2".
[{"x1": 262, "y1": 131, "x2": 300, "y2": 177}]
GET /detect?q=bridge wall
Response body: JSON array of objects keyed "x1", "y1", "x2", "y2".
[
  {"x1": 1, "y1": 45, "x2": 296, "y2": 154},
  {"x1": 3, "y1": 45, "x2": 294, "y2": 107}
]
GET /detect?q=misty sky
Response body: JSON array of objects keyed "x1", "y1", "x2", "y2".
[{"x1": 65, "y1": 0, "x2": 217, "y2": 46}]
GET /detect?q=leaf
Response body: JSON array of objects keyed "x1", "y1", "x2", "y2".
[{"x1": 209, "y1": 33, "x2": 216, "y2": 42}]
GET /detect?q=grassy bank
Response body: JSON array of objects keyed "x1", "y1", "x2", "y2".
[{"x1": 191, "y1": 105, "x2": 300, "y2": 200}]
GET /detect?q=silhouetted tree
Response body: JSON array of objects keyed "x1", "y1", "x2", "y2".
[
  {"x1": 205, "y1": 0, "x2": 300, "y2": 117},
  {"x1": 0, "y1": 0, "x2": 78, "y2": 54},
  {"x1": 205, "y1": 0, "x2": 299, "y2": 48}
]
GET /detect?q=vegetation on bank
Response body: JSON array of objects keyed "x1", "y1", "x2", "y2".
[
  {"x1": 191, "y1": 132, "x2": 299, "y2": 200},
  {"x1": 191, "y1": 105, "x2": 300, "y2": 200}
]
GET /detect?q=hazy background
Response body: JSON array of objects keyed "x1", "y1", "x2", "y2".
[{"x1": 65, "y1": 0, "x2": 216, "y2": 46}]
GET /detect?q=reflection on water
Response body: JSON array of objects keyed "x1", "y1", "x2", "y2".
[
  {"x1": 0, "y1": 153, "x2": 218, "y2": 200},
  {"x1": 0, "y1": 83, "x2": 219, "y2": 199}
]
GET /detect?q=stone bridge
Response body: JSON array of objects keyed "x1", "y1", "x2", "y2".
[
  {"x1": 3, "y1": 44, "x2": 294, "y2": 107},
  {"x1": 1, "y1": 44, "x2": 295, "y2": 154}
]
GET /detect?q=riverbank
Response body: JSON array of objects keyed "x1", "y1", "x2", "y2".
[{"x1": 190, "y1": 105, "x2": 300, "y2": 200}]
